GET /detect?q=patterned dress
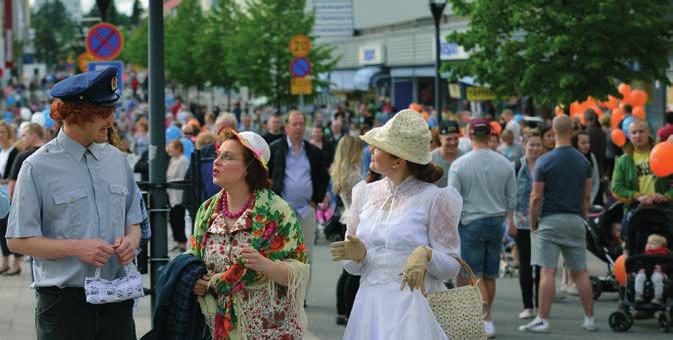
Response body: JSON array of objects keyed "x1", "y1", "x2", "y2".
[{"x1": 190, "y1": 189, "x2": 309, "y2": 340}]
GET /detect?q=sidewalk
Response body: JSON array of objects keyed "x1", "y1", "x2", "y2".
[{"x1": 2, "y1": 245, "x2": 671, "y2": 339}]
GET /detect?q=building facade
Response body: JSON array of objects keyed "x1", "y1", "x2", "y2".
[{"x1": 311, "y1": 0, "x2": 468, "y2": 111}]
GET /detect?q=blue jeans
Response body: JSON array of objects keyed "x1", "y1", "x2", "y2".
[{"x1": 459, "y1": 216, "x2": 506, "y2": 279}]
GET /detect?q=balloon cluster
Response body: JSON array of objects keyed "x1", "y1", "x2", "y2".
[{"x1": 607, "y1": 83, "x2": 649, "y2": 148}]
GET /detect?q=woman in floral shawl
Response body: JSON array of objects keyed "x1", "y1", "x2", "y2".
[{"x1": 189, "y1": 128, "x2": 309, "y2": 340}]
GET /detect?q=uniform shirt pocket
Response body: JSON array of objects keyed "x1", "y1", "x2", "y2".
[
  {"x1": 108, "y1": 183, "x2": 128, "y2": 228},
  {"x1": 51, "y1": 187, "x2": 89, "y2": 237}
]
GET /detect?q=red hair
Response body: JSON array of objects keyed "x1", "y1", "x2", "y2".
[{"x1": 50, "y1": 99, "x2": 115, "y2": 126}]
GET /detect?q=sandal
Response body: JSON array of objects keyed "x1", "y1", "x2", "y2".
[{"x1": 0, "y1": 266, "x2": 8, "y2": 275}]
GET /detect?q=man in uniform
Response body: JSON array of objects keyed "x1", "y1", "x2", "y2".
[{"x1": 6, "y1": 67, "x2": 143, "y2": 340}]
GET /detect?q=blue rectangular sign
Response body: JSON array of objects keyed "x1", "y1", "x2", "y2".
[{"x1": 88, "y1": 60, "x2": 124, "y2": 98}]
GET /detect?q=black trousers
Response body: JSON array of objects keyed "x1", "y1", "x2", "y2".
[
  {"x1": 0, "y1": 217, "x2": 22, "y2": 257},
  {"x1": 515, "y1": 229, "x2": 540, "y2": 309},
  {"x1": 336, "y1": 270, "x2": 360, "y2": 317},
  {"x1": 169, "y1": 204, "x2": 187, "y2": 243},
  {"x1": 36, "y1": 287, "x2": 136, "y2": 340}
]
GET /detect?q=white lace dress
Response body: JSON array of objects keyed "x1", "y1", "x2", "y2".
[{"x1": 342, "y1": 177, "x2": 463, "y2": 340}]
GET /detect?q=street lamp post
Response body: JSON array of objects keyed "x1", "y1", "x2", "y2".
[{"x1": 430, "y1": 0, "x2": 447, "y2": 123}]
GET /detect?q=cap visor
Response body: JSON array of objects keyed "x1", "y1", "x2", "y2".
[{"x1": 90, "y1": 93, "x2": 120, "y2": 106}]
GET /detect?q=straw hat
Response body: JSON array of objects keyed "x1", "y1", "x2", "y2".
[{"x1": 360, "y1": 109, "x2": 432, "y2": 165}]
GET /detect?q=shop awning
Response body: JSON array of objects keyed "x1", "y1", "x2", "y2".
[
  {"x1": 326, "y1": 70, "x2": 357, "y2": 92},
  {"x1": 353, "y1": 67, "x2": 384, "y2": 91}
]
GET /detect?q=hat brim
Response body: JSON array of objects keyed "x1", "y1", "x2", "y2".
[
  {"x1": 89, "y1": 92, "x2": 120, "y2": 106},
  {"x1": 360, "y1": 130, "x2": 431, "y2": 165}
]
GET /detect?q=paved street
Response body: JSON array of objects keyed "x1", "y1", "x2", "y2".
[{"x1": 1, "y1": 237, "x2": 671, "y2": 340}]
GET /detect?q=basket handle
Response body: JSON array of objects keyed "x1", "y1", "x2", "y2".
[{"x1": 452, "y1": 256, "x2": 480, "y2": 286}]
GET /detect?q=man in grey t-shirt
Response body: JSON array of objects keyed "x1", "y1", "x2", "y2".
[
  {"x1": 519, "y1": 115, "x2": 596, "y2": 334},
  {"x1": 448, "y1": 119, "x2": 517, "y2": 338},
  {"x1": 432, "y1": 120, "x2": 463, "y2": 187}
]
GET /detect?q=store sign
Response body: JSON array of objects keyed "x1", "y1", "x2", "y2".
[
  {"x1": 358, "y1": 44, "x2": 384, "y2": 65},
  {"x1": 439, "y1": 32, "x2": 469, "y2": 61},
  {"x1": 448, "y1": 83, "x2": 461, "y2": 99},
  {"x1": 466, "y1": 87, "x2": 496, "y2": 101},
  {"x1": 312, "y1": 1, "x2": 354, "y2": 37}
]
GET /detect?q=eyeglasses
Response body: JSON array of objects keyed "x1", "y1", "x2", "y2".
[{"x1": 214, "y1": 151, "x2": 244, "y2": 162}]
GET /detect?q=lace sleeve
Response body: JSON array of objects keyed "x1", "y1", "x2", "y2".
[
  {"x1": 426, "y1": 186, "x2": 463, "y2": 280},
  {"x1": 345, "y1": 181, "x2": 366, "y2": 238},
  {"x1": 343, "y1": 181, "x2": 367, "y2": 275}
]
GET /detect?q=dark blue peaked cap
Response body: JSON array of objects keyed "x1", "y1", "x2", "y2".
[{"x1": 50, "y1": 67, "x2": 120, "y2": 106}]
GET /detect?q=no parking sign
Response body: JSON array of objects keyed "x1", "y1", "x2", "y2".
[{"x1": 86, "y1": 23, "x2": 124, "y2": 61}]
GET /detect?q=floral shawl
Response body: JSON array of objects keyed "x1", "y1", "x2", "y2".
[{"x1": 189, "y1": 189, "x2": 309, "y2": 340}]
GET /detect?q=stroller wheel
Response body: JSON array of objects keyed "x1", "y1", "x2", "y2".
[
  {"x1": 609, "y1": 310, "x2": 633, "y2": 332},
  {"x1": 590, "y1": 276, "x2": 602, "y2": 300},
  {"x1": 659, "y1": 311, "x2": 672, "y2": 333}
]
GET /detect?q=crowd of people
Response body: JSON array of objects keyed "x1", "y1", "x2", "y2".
[{"x1": 2, "y1": 67, "x2": 673, "y2": 339}]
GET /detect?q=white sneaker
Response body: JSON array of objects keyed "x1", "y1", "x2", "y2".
[
  {"x1": 565, "y1": 286, "x2": 579, "y2": 296},
  {"x1": 518, "y1": 309, "x2": 534, "y2": 319},
  {"x1": 582, "y1": 317, "x2": 599, "y2": 332},
  {"x1": 519, "y1": 317, "x2": 550, "y2": 333},
  {"x1": 484, "y1": 320, "x2": 496, "y2": 338}
]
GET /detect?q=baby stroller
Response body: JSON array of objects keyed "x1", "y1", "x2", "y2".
[
  {"x1": 608, "y1": 205, "x2": 673, "y2": 333},
  {"x1": 585, "y1": 203, "x2": 624, "y2": 300}
]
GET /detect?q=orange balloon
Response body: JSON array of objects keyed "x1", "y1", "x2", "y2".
[
  {"x1": 489, "y1": 121, "x2": 502, "y2": 135},
  {"x1": 570, "y1": 101, "x2": 582, "y2": 116},
  {"x1": 409, "y1": 103, "x2": 422, "y2": 112},
  {"x1": 613, "y1": 255, "x2": 627, "y2": 286},
  {"x1": 632, "y1": 106, "x2": 646, "y2": 120},
  {"x1": 611, "y1": 129, "x2": 627, "y2": 147},
  {"x1": 618, "y1": 83, "x2": 632, "y2": 98},
  {"x1": 650, "y1": 141, "x2": 673, "y2": 177},
  {"x1": 628, "y1": 89, "x2": 648, "y2": 107},
  {"x1": 611, "y1": 108, "x2": 625, "y2": 129},
  {"x1": 605, "y1": 95, "x2": 620, "y2": 109}
]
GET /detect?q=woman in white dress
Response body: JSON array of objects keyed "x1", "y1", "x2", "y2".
[{"x1": 330, "y1": 109, "x2": 463, "y2": 340}]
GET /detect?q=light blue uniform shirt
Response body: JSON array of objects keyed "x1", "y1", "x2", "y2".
[
  {"x1": 282, "y1": 137, "x2": 313, "y2": 218},
  {"x1": 7, "y1": 131, "x2": 143, "y2": 288}
]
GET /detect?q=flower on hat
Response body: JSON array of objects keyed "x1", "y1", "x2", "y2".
[{"x1": 254, "y1": 149, "x2": 265, "y2": 161}]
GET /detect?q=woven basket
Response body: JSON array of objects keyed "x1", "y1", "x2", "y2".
[{"x1": 426, "y1": 257, "x2": 487, "y2": 340}]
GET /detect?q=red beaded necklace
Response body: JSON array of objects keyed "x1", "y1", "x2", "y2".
[{"x1": 220, "y1": 191, "x2": 255, "y2": 219}]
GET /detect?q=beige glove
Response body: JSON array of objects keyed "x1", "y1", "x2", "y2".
[
  {"x1": 400, "y1": 246, "x2": 432, "y2": 294},
  {"x1": 330, "y1": 235, "x2": 367, "y2": 262}
]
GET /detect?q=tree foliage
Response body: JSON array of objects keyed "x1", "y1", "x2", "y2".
[
  {"x1": 228, "y1": 0, "x2": 337, "y2": 106},
  {"x1": 121, "y1": 18, "x2": 148, "y2": 68},
  {"x1": 86, "y1": 2, "x2": 132, "y2": 27},
  {"x1": 194, "y1": 0, "x2": 238, "y2": 90},
  {"x1": 445, "y1": 0, "x2": 673, "y2": 106},
  {"x1": 32, "y1": 0, "x2": 78, "y2": 67},
  {"x1": 165, "y1": 0, "x2": 205, "y2": 88},
  {"x1": 130, "y1": 0, "x2": 144, "y2": 28}
]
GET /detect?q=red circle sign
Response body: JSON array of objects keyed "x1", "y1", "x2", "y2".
[{"x1": 85, "y1": 23, "x2": 124, "y2": 61}]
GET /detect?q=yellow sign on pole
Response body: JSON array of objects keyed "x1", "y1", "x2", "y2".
[
  {"x1": 289, "y1": 35, "x2": 312, "y2": 58},
  {"x1": 466, "y1": 87, "x2": 496, "y2": 101},
  {"x1": 291, "y1": 77, "x2": 313, "y2": 95},
  {"x1": 448, "y1": 83, "x2": 461, "y2": 99}
]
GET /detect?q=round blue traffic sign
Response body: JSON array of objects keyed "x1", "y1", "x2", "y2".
[
  {"x1": 86, "y1": 23, "x2": 124, "y2": 61},
  {"x1": 290, "y1": 57, "x2": 311, "y2": 78}
]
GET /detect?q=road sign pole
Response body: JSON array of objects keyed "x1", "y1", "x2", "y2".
[{"x1": 148, "y1": 0, "x2": 168, "y2": 317}]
